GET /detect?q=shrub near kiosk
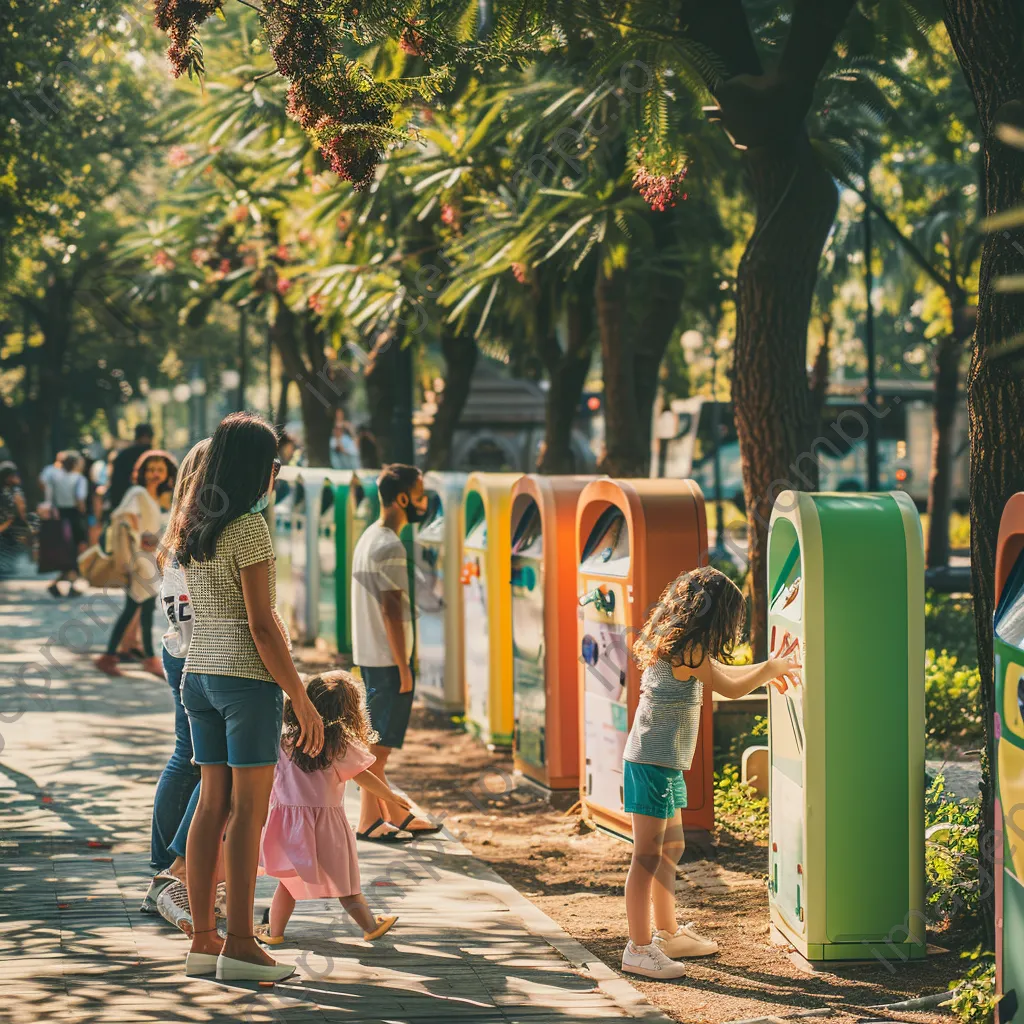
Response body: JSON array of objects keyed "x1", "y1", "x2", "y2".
[
  {"x1": 766, "y1": 490, "x2": 925, "y2": 963},
  {"x1": 460, "y1": 472, "x2": 522, "y2": 748},
  {"x1": 509, "y1": 475, "x2": 594, "y2": 795},
  {"x1": 575, "y1": 477, "x2": 713, "y2": 841}
]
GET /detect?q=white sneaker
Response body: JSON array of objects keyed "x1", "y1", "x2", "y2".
[
  {"x1": 216, "y1": 954, "x2": 296, "y2": 982},
  {"x1": 621, "y1": 940, "x2": 687, "y2": 979},
  {"x1": 654, "y1": 922, "x2": 719, "y2": 958}
]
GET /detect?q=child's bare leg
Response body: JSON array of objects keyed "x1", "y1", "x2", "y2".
[
  {"x1": 652, "y1": 810, "x2": 684, "y2": 934},
  {"x1": 269, "y1": 883, "x2": 296, "y2": 937},
  {"x1": 339, "y1": 893, "x2": 375, "y2": 933},
  {"x1": 625, "y1": 813, "x2": 666, "y2": 946}
]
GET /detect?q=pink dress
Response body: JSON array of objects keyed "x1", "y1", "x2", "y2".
[{"x1": 260, "y1": 741, "x2": 375, "y2": 899}]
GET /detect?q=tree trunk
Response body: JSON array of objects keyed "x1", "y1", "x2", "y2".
[
  {"x1": 537, "y1": 295, "x2": 593, "y2": 474},
  {"x1": 943, "y1": 0, "x2": 1024, "y2": 944},
  {"x1": 270, "y1": 302, "x2": 342, "y2": 466},
  {"x1": 926, "y1": 333, "x2": 963, "y2": 569},
  {"x1": 276, "y1": 374, "x2": 291, "y2": 430},
  {"x1": 733, "y1": 137, "x2": 839, "y2": 657},
  {"x1": 596, "y1": 265, "x2": 646, "y2": 477},
  {"x1": 426, "y1": 329, "x2": 477, "y2": 471},
  {"x1": 364, "y1": 334, "x2": 398, "y2": 465}
]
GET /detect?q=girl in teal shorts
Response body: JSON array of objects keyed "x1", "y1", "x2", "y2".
[{"x1": 620, "y1": 566, "x2": 801, "y2": 981}]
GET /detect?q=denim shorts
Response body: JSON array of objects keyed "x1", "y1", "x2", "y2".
[
  {"x1": 181, "y1": 671, "x2": 283, "y2": 768},
  {"x1": 623, "y1": 759, "x2": 688, "y2": 818},
  {"x1": 361, "y1": 663, "x2": 414, "y2": 749}
]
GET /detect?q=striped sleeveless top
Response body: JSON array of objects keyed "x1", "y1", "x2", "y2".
[{"x1": 623, "y1": 659, "x2": 703, "y2": 771}]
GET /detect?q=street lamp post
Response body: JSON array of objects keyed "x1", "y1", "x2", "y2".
[
  {"x1": 710, "y1": 337, "x2": 729, "y2": 558},
  {"x1": 862, "y1": 146, "x2": 880, "y2": 491}
]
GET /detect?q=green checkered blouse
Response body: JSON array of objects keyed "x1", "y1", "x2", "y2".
[{"x1": 182, "y1": 512, "x2": 288, "y2": 683}]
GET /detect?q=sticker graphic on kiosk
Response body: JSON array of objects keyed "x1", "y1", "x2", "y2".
[
  {"x1": 462, "y1": 515, "x2": 490, "y2": 730},
  {"x1": 512, "y1": 502, "x2": 546, "y2": 771},
  {"x1": 579, "y1": 507, "x2": 631, "y2": 812}
]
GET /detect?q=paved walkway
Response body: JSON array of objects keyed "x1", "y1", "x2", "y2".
[{"x1": 0, "y1": 576, "x2": 671, "y2": 1024}]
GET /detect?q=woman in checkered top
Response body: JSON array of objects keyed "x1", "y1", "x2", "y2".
[{"x1": 169, "y1": 412, "x2": 324, "y2": 984}]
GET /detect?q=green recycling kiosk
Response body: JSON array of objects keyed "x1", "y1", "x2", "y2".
[
  {"x1": 510, "y1": 475, "x2": 593, "y2": 792},
  {"x1": 461, "y1": 472, "x2": 522, "y2": 747},
  {"x1": 315, "y1": 470, "x2": 356, "y2": 654},
  {"x1": 766, "y1": 490, "x2": 925, "y2": 963},
  {"x1": 576, "y1": 477, "x2": 712, "y2": 839},
  {"x1": 995, "y1": 493, "x2": 1024, "y2": 1013},
  {"x1": 414, "y1": 471, "x2": 468, "y2": 712}
]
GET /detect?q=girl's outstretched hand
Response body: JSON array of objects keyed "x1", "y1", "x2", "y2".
[{"x1": 768, "y1": 654, "x2": 802, "y2": 693}]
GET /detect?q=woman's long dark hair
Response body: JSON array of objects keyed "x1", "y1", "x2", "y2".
[
  {"x1": 633, "y1": 565, "x2": 746, "y2": 670},
  {"x1": 178, "y1": 412, "x2": 278, "y2": 565}
]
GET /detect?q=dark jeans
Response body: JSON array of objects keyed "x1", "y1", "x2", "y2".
[
  {"x1": 150, "y1": 649, "x2": 200, "y2": 871},
  {"x1": 106, "y1": 593, "x2": 156, "y2": 657}
]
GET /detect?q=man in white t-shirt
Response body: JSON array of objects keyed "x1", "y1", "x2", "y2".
[{"x1": 351, "y1": 464, "x2": 440, "y2": 842}]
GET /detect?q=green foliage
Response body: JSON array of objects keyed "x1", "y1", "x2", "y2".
[
  {"x1": 926, "y1": 649, "x2": 984, "y2": 751},
  {"x1": 948, "y1": 949, "x2": 996, "y2": 1024},
  {"x1": 714, "y1": 763, "x2": 768, "y2": 841},
  {"x1": 925, "y1": 772, "x2": 981, "y2": 934},
  {"x1": 926, "y1": 591, "x2": 979, "y2": 666}
]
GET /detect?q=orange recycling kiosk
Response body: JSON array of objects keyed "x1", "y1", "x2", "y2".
[
  {"x1": 576, "y1": 478, "x2": 713, "y2": 840},
  {"x1": 461, "y1": 472, "x2": 522, "y2": 747},
  {"x1": 510, "y1": 475, "x2": 594, "y2": 792}
]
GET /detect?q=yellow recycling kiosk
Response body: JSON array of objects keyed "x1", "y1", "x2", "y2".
[
  {"x1": 766, "y1": 490, "x2": 925, "y2": 962},
  {"x1": 576, "y1": 478, "x2": 712, "y2": 839},
  {"x1": 510, "y1": 475, "x2": 593, "y2": 792},
  {"x1": 461, "y1": 472, "x2": 522, "y2": 747},
  {"x1": 995, "y1": 494, "x2": 1024, "y2": 1012},
  {"x1": 414, "y1": 471, "x2": 467, "y2": 712}
]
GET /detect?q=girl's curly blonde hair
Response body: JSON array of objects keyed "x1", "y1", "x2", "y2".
[
  {"x1": 284, "y1": 670, "x2": 379, "y2": 773},
  {"x1": 633, "y1": 566, "x2": 746, "y2": 671}
]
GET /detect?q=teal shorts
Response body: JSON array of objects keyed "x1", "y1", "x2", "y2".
[{"x1": 623, "y1": 759, "x2": 688, "y2": 819}]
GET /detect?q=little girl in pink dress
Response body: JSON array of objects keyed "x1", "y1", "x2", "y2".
[{"x1": 257, "y1": 671, "x2": 412, "y2": 944}]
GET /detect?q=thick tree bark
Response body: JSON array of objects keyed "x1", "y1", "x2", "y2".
[
  {"x1": 276, "y1": 373, "x2": 291, "y2": 430},
  {"x1": 926, "y1": 333, "x2": 963, "y2": 569},
  {"x1": 595, "y1": 265, "x2": 646, "y2": 477},
  {"x1": 733, "y1": 138, "x2": 839, "y2": 657},
  {"x1": 426, "y1": 329, "x2": 477, "y2": 471},
  {"x1": 944, "y1": 0, "x2": 1024, "y2": 944},
  {"x1": 270, "y1": 303, "x2": 343, "y2": 467},
  {"x1": 537, "y1": 294, "x2": 593, "y2": 474},
  {"x1": 364, "y1": 333, "x2": 398, "y2": 465}
]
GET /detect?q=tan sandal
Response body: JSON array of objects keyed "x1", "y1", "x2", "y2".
[
  {"x1": 363, "y1": 915, "x2": 398, "y2": 941},
  {"x1": 255, "y1": 923, "x2": 285, "y2": 946}
]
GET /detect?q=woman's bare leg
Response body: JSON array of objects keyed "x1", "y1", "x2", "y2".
[
  {"x1": 186, "y1": 765, "x2": 230, "y2": 956},
  {"x1": 220, "y1": 764, "x2": 276, "y2": 965},
  {"x1": 624, "y1": 813, "x2": 666, "y2": 947}
]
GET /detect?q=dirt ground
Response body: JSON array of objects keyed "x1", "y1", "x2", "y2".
[{"x1": 376, "y1": 704, "x2": 966, "y2": 1024}]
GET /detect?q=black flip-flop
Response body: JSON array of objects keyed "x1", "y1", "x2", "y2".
[
  {"x1": 397, "y1": 813, "x2": 444, "y2": 837},
  {"x1": 356, "y1": 818, "x2": 414, "y2": 843}
]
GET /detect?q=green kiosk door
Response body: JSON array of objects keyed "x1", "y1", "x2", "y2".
[{"x1": 767, "y1": 491, "x2": 924, "y2": 963}]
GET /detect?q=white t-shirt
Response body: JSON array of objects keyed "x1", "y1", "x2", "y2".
[
  {"x1": 39, "y1": 464, "x2": 62, "y2": 506},
  {"x1": 115, "y1": 485, "x2": 165, "y2": 601},
  {"x1": 160, "y1": 558, "x2": 194, "y2": 659},
  {"x1": 351, "y1": 521, "x2": 414, "y2": 667}
]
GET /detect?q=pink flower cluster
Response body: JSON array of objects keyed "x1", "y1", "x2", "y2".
[{"x1": 632, "y1": 162, "x2": 689, "y2": 212}]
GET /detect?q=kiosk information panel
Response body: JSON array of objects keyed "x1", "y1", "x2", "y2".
[
  {"x1": 414, "y1": 472, "x2": 467, "y2": 712},
  {"x1": 290, "y1": 477, "x2": 308, "y2": 643},
  {"x1": 767, "y1": 491, "x2": 924, "y2": 963},
  {"x1": 511, "y1": 475, "x2": 593, "y2": 792},
  {"x1": 512, "y1": 502, "x2": 545, "y2": 771},
  {"x1": 342, "y1": 475, "x2": 379, "y2": 654},
  {"x1": 576, "y1": 478, "x2": 712, "y2": 839},
  {"x1": 271, "y1": 468, "x2": 297, "y2": 636},
  {"x1": 461, "y1": 472, "x2": 521, "y2": 748},
  {"x1": 994, "y1": 494, "x2": 1024, "y2": 1011}
]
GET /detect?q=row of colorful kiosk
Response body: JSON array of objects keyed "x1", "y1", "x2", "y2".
[{"x1": 269, "y1": 466, "x2": 1024, "y2": 987}]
